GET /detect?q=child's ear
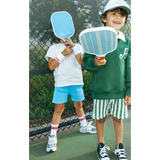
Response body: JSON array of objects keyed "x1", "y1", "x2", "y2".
[{"x1": 102, "y1": 16, "x2": 107, "y2": 23}]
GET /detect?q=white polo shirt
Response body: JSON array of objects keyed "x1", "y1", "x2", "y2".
[{"x1": 45, "y1": 43, "x2": 84, "y2": 87}]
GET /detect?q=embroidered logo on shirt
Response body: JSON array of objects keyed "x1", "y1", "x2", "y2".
[{"x1": 119, "y1": 48, "x2": 129, "y2": 59}]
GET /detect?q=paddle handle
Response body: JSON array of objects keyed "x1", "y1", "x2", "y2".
[
  {"x1": 99, "y1": 56, "x2": 105, "y2": 60},
  {"x1": 64, "y1": 40, "x2": 74, "y2": 54}
]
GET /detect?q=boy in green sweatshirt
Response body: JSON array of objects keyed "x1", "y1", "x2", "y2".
[{"x1": 83, "y1": 0, "x2": 131, "y2": 160}]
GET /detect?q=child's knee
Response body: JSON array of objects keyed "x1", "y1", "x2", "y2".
[
  {"x1": 112, "y1": 116, "x2": 122, "y2": 123},
  {"x1": 55, "y1": 104, "x2": 64, "y2": 114},
  {"x1": 97, "y1": 116, "x2": 107, "y2": 123},
  {"x1": 73, "y1": 101, "x2": 82, "y2": 109}
]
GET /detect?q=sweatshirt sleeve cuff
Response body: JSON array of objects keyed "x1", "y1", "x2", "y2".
[
  {"x1": 125, "y1": 88, "x2": 131, "y2": 97},
  {"x1": 91, "y1": 58, "x2": 97, "y2": 67}
]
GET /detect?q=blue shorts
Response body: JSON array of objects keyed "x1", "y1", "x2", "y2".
[{"x1": 52, "y1": 85, "x2": 84, "y2": 104}]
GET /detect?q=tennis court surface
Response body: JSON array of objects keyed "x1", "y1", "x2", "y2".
[{"x1": 30, "y1": 111, "x2": 131, "y2": 160}]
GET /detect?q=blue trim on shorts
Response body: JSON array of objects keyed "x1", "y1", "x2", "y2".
[{"x1": 52, "y1": 85, "x2": 84, "y2": 104}]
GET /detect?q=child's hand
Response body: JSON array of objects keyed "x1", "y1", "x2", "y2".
[
  {"x1": 62, "y1": 45, "x2": 73, "y2": 56},
  {"x1": 94, "y1": 56, "x2": 106, "y2": 66},
  {"x1": 64, "y1": 38, "x2": 75, "y2": 48},
  {"x1": 124, "y1": 96, "x2": 131, "y2": 106}
]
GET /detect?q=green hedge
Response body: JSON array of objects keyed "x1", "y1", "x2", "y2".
[{"x1": 29, "y1": 71, "x2": 92, "y2": 128}]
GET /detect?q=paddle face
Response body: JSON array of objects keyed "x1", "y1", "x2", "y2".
[
  {"x1": 79, "y1": 27, "x2": 117, "y2": 57},
  {"x1": 51, "y1": 11, "x2": 75, "y2": 41}
]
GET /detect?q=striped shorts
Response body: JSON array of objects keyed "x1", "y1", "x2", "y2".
[{"x1": 92, "y1": 99, "x2": 129, "y2": 120}]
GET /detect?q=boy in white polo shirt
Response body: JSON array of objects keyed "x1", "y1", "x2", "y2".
[{"x1": 45, "y1": 14, "x2": 96, "y2": 153}]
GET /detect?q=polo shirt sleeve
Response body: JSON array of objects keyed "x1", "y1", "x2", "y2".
[{"x1": 45, "y1": 45, "x2": 57, "y2": 61}]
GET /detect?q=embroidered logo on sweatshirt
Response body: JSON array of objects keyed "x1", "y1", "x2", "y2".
[{"x1": 119, "y1": 48, "x2": 129, "y2": 59}]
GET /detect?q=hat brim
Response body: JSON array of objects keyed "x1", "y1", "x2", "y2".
[{"x1": 105, "y1": 6, "x2": 131, "y2": 15}]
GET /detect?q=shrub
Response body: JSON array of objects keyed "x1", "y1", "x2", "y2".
[{"x1": 29, "y1": 71, "x2": 92, "y2": 128}]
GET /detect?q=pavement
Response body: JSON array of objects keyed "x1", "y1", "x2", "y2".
[{"x1": 29, "y1": 111, "x2": 131, "y2": 160}]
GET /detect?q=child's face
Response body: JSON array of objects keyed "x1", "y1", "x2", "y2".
[{"x1": 102, "y1": 9, "x2": 126, "y2": 34}]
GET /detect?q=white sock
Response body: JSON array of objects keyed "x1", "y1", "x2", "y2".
[
  {"x1": 50, "y1": 124, "x2": 58, "y2": 136},
  {"x1": 79, "y1": 115, "x2": 87, "y2": 127}
]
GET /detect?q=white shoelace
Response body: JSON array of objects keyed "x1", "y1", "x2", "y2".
[
  {"x1": 85, "y1": 122, "x2": 95, "y2": 131},
  {"x1": 100, "y1": 145, "x2": 110, "y2": 157},
  {"x1": 48, "y1": 136, "x2": 57, "y2": 148},
  {"x1": 114, "y1": 148, "x2": 127, "y2": 159}
]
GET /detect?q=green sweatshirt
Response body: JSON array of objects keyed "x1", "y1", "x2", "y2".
[{"x1": 83, "y1": 33, "x2": 131, "y2": 99}]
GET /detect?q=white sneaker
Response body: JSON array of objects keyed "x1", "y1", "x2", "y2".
[
  {"x1": 79, "y1": 122, "x2": 97, "y2": 134},
  {"x1": 46, "y1": 134, "x2": 57, "y2": 153}
]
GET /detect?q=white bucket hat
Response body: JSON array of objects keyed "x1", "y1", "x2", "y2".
[{"x1": 103, "y1": 0, "x2": 131, "y2": 15}]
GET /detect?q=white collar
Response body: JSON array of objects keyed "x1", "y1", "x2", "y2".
[{"x1": 117, "y1": 31, "x2": 126, "y2": 42}]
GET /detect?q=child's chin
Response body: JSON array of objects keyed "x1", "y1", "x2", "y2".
[
  {"x1": 112, "y1": 26, "x2": 121, "y2": 31},
  {"x1": 114, "y1": 24, "x2": 124, "y2": 29},
  {"x1": 106, "y1": 25, "x2": 120, "y2": 32}
]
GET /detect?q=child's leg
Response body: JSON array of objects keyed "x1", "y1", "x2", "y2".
[
  {"x1": 73, "y1": 101, "x2": 84, "y2": 117},
  {"x1": 73, "y1": 101, "x2": 96, "y2": 134},
  {"x1": 73, "y1": 101, "x2": 87, "y2": 127},
  {"x1": 70, "y1": 85, "x2": 86, "y2": 126},
  {"x1": 96, "y1": 116, "x2": 107, "y2": 144},
  {"x1": 111, "y1": 115, "x2": 123, "y2": 147},
  {"x1": 50, "y1": 103, "x2": 65, "y2": 135}
]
